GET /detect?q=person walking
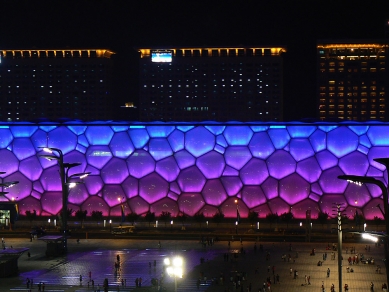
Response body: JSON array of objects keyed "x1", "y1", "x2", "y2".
[
  {"x1": 371, "y1": 282, "x2": 374, "y2": 292},
  {"x1": 327, "y1": 268, "x2": 330, "y2": 277}
]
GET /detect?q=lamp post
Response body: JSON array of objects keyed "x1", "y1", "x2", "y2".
[
  {"x1": 164, "y1": 256, "x2": 183, "y2": 292},
  {"x1": 235, "y1": 199, "x2": 239, "y2": 234}
]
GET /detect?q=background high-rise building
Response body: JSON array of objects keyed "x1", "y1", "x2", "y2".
[
  {"x1": 317, "y1": 40, "x2": 389, "y2": 121},
  {"x1": 0, "y1": 49, "x2": 115, "y2": 121},
  {"x1": 137, "y1": 46, "x2": 286, "y2": 122}
]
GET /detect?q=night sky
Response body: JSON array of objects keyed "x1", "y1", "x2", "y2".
[{"x1": 1, "y1": 0, "x2": 388, "y2": 121}]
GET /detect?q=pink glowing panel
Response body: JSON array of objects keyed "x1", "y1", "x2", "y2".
[
  {"x1": 316, "y1": 150, "x2": 338, "y2": 170},
  {"x1": 223, "y1": 166, "x2": 239, "y2": 176},
  {"x1": 86, "y1": 146, "x2": 112, "y2": 169},
  {"x1": 249, "y1": 132, "x2": 275, "y2": 159},
  {"x1": 287, "y1": 126, "x2": 316, "y2": 138},
  {"x1": 41, "y1": 191, "x2": 63, "y2": 215},
  {"x1": 311, "y1": 182, "x2": 323, "y2": 195},
  {"x1": 296, "y1": 157, "x2": 321, "y2": 183},
  {"x1": 85, "y1": 176, "x2": 103, "y2": 195},
  {"x1": 225, "y1": 146, "x2": 252, "y2": 170},
  {"x1": 319, "y1": 194, "x2": 348, "y2": 216},
  {"x1": 174, "y1": 150, "x2": 196, "y2": 169},
  {"x1": 81, "y1": 196, "x2": 110, "y2": 217},
  {"x1": 366, "y1": 183, "x2": 384, "y2": 198},
  {"x1": 268, "y1": 128, "x2": 290, "y2": 149},
  {"x1": 68, "y1": 184, "x2": 89, "y2": 205},
  {"x1": 177, "y1": 193, "x2": 205, "y2": 216},
  {"x1": 0, "y1": 128, "x2": 13, "y2": 148},
  {"x1": 127, "y1": 150, "x2": 155, "y2": 179},
  {"x1": 168, "y1": 191, "x2": 179, "y2": 201},
  {"x1": 150, "y1": 197, "x2": 179, "y2": 217},
  {"x1": 261, "y1": 177, "x2": 279, "y2": 200},
  {"x1": 196, "y1": 151, "x2": 225, "y2": 179},
  {"x1": 33, "y1": 181, "x2": 44, "y2": 193},
  {"x1": 4, "y1": 171, "x2": 32, "y2": 200},
  {"x1": 149, "y1": 138, "x2": 173, "y2": 161},
  {"x1": 110, "y1": 203, "x2": 130, "y2": 217},
  {"x1": 339, "y1": 151, "x2": 369, "y2": 176},
  {"x1": 85, "y1": 126, "x2": 114, "y2": 145},
  {"x1": 168, "y1": 130, "x2": 185, "y2": 152},
  {"x1": 367, "y1": 147, "x2": 389, "y2": 171},
  {"x1": 110, "y1": 132, "x2": 134, "y2": 158},
  {"x1": 64, "y1": 150, "x2": 88, "y2": 171},
  {"x1": 251, "y1": 204, "x2": 271, "y2": 218},
  {"x1": 30, "y1": 190, "x2": 42, "y2": 200},
  {"x1": 220, "y1": 197, "x2": 248, "y2": 218},
  {"x1": 19, "y1": 156, "x2": 43, "y2": 181},
  {"x1": 102, "y1": 185, "x2": 126, "y2": 207},
  {"x1": 185, "y1": 127, "x2": 215, "y2": 157},
  {"x1": 40, "y1": 166, "x2": 62, "y2": 191},
  {"x1": 362, "y1": 198, "x2": 384, "y2": 220},
  {"x1": 309, "y1": 192, "x2": 320, "y2": 202},
  {"x1": 223, "y1": 126, "x2": 253, "y2": 146},
  {"x1": 156, "y1": 157, "x2": 180, "y2": 182},
  {"x1": 267, "y1": 150, "x2": 296, "y2": 179},
  {"x1": 47, "y1": 127, "x2": 78, "y2": 155},
  {"x1": 202, "y1": 180, "x2": 227, "y2": 206},
  {"x1": 240, "y1": 158, "x2": 268, "y2": 185},
  {"x1": 101, "y1": 158, "x2": 129, "y2": 184},
  {"x1": 319, "y1": 167, "x2": 348, "y2": 194},
  {"x1": 327, "y1": 127, "x2": 358, "y2": 158},
  {"x1": 18, "y1": 196, "x2": 42, "y2": 216},
  {"x1": 367, "y1": 126, "x2": 389, "y2": 146},
  {"x1": 139, "y1": 173, "x2": 169, "y2": 204},
  {"x1": 289, "y1": 139, "x2": 314, "y2": 161},
  {"x1": 0, "y1": 149, "x2": 19, "y2": 175},
  {"x1": 198, "y1": 205, "x2": 219, "y2": 218},
  {"x1": 122, "y1": 176, "x2": 139, "y2": 198},
  {"x1": 267, "y1": 197, "x2": 290, "y2": 215},
  {"x1": 279, "y1": 174, "x2": 310, "y2": 205},
  {"x1": 292, "y1": 199, "x2": 320, "y2": 219},
  {"x1": 128, "y1": 196, "x2": 149, "y2": 215},
  {"x1": 221, "y1": 176, "x2": 242, "y2": 196},
  {"x1": 178, "y1": 166, "x2": 206, "y2": 192},
  {"x1": 309, "y1": 129, "x2": 326, "y2": 152},
  {"x1": 12, "y1": 138, "x2": 35, "y2": 160},
  {"x1": 170, "y1": 181, "x2": 181, "y2": 194},
  {"x1": 241, "y1": 185, "x2": 266, "y2": 208},
  {"x1": 343, "y1": 183, "x2": 371, "y2": 207}
]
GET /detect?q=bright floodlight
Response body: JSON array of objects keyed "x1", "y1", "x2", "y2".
[
  {"x1": 164, "y1": 258, "x2": 171, "y2": 265},
  {"x1": 362, "y1": 233, "x2": 379, "y2": 242},
  {"x1": 165, "y1": 256, "x2": 183, "y2": 279}
]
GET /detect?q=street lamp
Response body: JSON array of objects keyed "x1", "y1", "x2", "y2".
[
  {"x1": 164, "y1": 256, "x2": 183, "y2": 292},
  {"x1": 39, "y1": 147, "x2": 89, "y2": 253},
  {"x1": 235, "y1": 199, "x2": 240, "y2": 234}
]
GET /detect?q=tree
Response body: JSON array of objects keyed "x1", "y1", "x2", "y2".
[
  {"x1": 75, "y1": 209, "x2": 87, "y2": 228},
  {"x1": 91, "y1": 210, "x2": 103, "y2": 221},
  {"x1": 212, "y1": 211, "x2": 225, "y2": 227},
  {"x1": 193, "y1": 212, "x2": 205, "y2": 228},
  {"x1": 248, "y1": 211, "x2": 259, "y2": 227},
  {"x1": 373, "y1": 216, "x2": 383, "y2": 229},
  {"x1": 25, "y1": 210, "x2": 37, "y2": 227},
  {"x1": 176, "y1": 212, "x2": 188, "y2": 227},
  {"x1": 145, "y1": 211, "x2": 155, "y2": 227},
  {"x1": 266, "y1": 213, "x2": 279, "y2": 228},
  {"x1": 126, "y1": 212, "x2": 139, "y2": 226},
  {"x1": 67, "y1": 208, "x2": 74, "y2": 219},
  {"x1": 354, "y1": 212, "x2": 365, "y2": 231},
  {"x1": 280, "y1": 212, "x2": 294, "y2": 229},
  {"x1": 317, "y1": 211, "x2": 329, "y2": 228},
  {"x1": 159, "y1": 211, "x2": 172, "y2": 227}
]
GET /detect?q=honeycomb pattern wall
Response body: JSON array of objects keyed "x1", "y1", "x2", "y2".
[{"x1": 0, "y1": 122, "x2": 388, "y2": 220}]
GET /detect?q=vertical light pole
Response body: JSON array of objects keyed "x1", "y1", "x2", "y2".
[
  {"x1": 235, "y1": 199, "x2": 239, "y2": 234},
  {"x1": 164, "y1": 256, "x2": 183, "y2": 292}
]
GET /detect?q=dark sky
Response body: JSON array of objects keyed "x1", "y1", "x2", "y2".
[{"x1": 1, "y1": 0, "x2": 388, "y2": 121}]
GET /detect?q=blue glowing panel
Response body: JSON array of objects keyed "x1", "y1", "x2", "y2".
[
  {"x1": 268, "y1": 128, "x2": 290, "y2": 149},
  {"x1": 368, "y1": 147, "x2": 389, "y2": 171},
  {"x1": 78, "y1": 135, "x2": 89, "y2": 147},
  {"x1": 174, "y1": 150, "x2": 196, "y2": 169},
  {"x1": 185, "y1": 127, "x2": 215, "y2": 157},
  {"x1": 12, "y1": 138, "x2": 35, "y2": 160},
  {"x1": 358, "y1": 144, "x2": 369, "y2": 155},
  {"x1": 68, "y1": 184, "x2": 89, "y2": 205},
  {"x1": 85, "y1": 126, "x2": 114, "y2": 145},
  {"x1": 223, "y1": 126, "x2": 253, "y2": 146},
  {"x1": 339, "y1": 151, "x2": 369, "y2": 176},
  {"x1": 221, "y1": 176, "x2": 242, "y2": 196},
  {"x1": 296, "y1": 157, "x2": 321, "y2": 183},
  {"x1": 110, "y1": 132, "x2": 134, "y2": 158},
  {"x1": 367, "y1": 126, "x2": 389, "y2": 146},
  {"x1": 225, "y1": 146, "x2": 252, "y2": 170},
  {"x1": 31, "y1": 129, "x2": 48, "y2": 150},
  {"x1": 327, "y1": 127, "x2": 358, "y2": 158},
  {"x1": 319, "y1": 167, "x2": 348, "y2": 194},
  {"x1": 349, "y1": 125, "x2": 369, "y2": 135},
  {"x1": 205, "y1": 125, "x2": 225, "y2": 135},
  {"x1": 10, "y1": 125, "x2": 38, "y2": 137},
  {"x1": 139, "y1": 173, "x2": 169, "y2": 204},
  {"x1": 196, "y1": 151, "x2": 225, "y2": 179},
  {"x1": 48, "y1": 127, "x2": 77, "y2": 155},
  {"x1": 111, "y1": 125, "x2": 129, "y2": 132},
  {"x1": 267, "y1": 150, "x2": 296, "y2": 179},
  {"x1": 220, "y1": 197, "x2": 248, "y2": 218},
  {"x1": 0, "y1": 149, "x2": 19, "y2": 175},
  {"x1": 86, "y1": 146, "x2": 112, "y2": 169},
  {"x1": 41, "y1": 191, "x2": 62, "y2": 215},
  {"x1": 360, "y1": 135, "x2": 371, "y2": 148},
  {"x1": 156, "y1": 157, "x2": 180, "y2": 182},
  {"x1": 279, "y1": 174, "x2": 310, "y2": 205},
  {"x1": 343, "y1": 183, "x2": 371, "y2": 207},
  {"x1": 19, "y1": 156, "x2": 43, "y2": 181},
  {"x1": 267, "y1": 197, "x2": 290, "y2": 215},
  {"x1": 149, "y1": 138, "x2": 173, "y2": 161},
  {"x1": 68, "y1": 125, "x2": 87, "y2": 135},
  {"x1": 177, "y1": 166, "x2": 206, "y2": 192},
  {"x1": 318, "y1": 125, "x2": 337, "y2": 132},
  {"x1": 0, "y1": 129, "x2": 13, "y2": 149},
  {"x1": 289, "y1": 139, "x2": 314, "y2": 161},
  {"x1": 309, "y1": 129, "x2": 326, "y2": 152},
  {"x1": 168, "y1": 130, "x2": 185, "y2": 152},
  {"x1": 261, "y1": 177, "x2": 279, "y2": 200},
  {"x1": 77, "y1": 143, "x2": 87, "y2": 154},
  {"x1": 216, "y1": 135, "x2": 228, "y2": 147},
  {"x1": 127, "y1": 150, "x2": 155, "y2": 178},
  {"x1": 82, "y1": 196, "x2": 110, "y2": 217},
  {"x1": 176, "y1": 125, "x2": 194, "y2": 132},
  {"x1": 316, "y1": 150, "x2": 338, "y2": 170},
  {"x1": 147, "y1": 125, "x2": 175, "y2": 137},
  {"x1": 178, "y1": 193, "x2": 205, "y2": 216},
  {"x1": 101, "y1": 158, "x2": 129, "y2": 184},
  {"x1": 250, "y1": 125, "x2": 268, "y2": 132},
  {"x1": 249, "y1": 132, "x2": 275, "y2": 159},
  {"x1": 102, "y1": 185, "x2": 126, "y2": 207},
  {"x1": 240, "y1": 158, "x2": 268, "y2": 185},
  {"x1": 84, "y1": 176, "x2": 103, "y2": 195},
  {"x1": 241, "y1": 185, "x2": 266, "y2": 208},
  {"x1": 202, "y1": 179, "x2": 227, "y2": 206},
  {"x1": 128, "y1": 196, "x2": 149, "y2": 215},
  {"x1": 287, "y1": 126, "x2": 316, "y2": 138},
  {"x1": 150, "y1": 197, "x2": 179, "y2": 217},
  {"x1": 128, "y1": 129, "x2": 150, "y2": 149}
]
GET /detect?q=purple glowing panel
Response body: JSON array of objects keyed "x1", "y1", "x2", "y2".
[
  {"x1": 147, "y1": 125, "x2": 175, "y2": 138},
  {"x1": 196, "y1": 151, "x2": 225, "y2": 179},
  {"x1": 86, "y1": 146, "x2": 112, "y2": 169},
  {"x1": 170, "y1": 181, "x2": 181, "y2": 194},
  {"x1": 267, "y1": 150, "x2": 296, "y2": 179},
  {"x1": 12, "y1": 138, "x2": 35, "y2": 160},
  {"x1": 168, "y1": 130, "x2": 185, "y2": 152},
  {"x1": 289, "y1": 139, "x2": 314, "y2": 161},
  {"x1": 82, "y1": 196, "x2": 110, "y2": 216},
  {"x1": 349, "y1": 125, "x2": 369, "y2": 135},
  {"x1": 64, "y1": 150, "x2": 88, "y2": 171},
  {"x1": 319, "y1": 194, "x2": 348, "y2": 216},
  {"x1": 214, "y1": 144, "x2": 225, "y2": 154},
  {"x1": 279, "y1": 174, "x2": 310, "y2": 205},
  {"x1": 311, "y1": 182, "x2": 323, "y2": 195},
  {"x1": 150, "y1": 197, "x2": 179, "y2": 217},
  {"x1": 240, "y1": 158, "x2": 268, "y2": 185},
  {"x1": 225, "y1": 146, "x2": 252, "y2": 170},
  {"x1": 149, "y1": 138, "x2": 173, "y2": 161},
  {"x1": 110, "y1": 132, "x2": 134, "y2": 158},
  {"x1": 223, "y1": 126, "x2": 253, "y2": 146},
  {"x1": 85, "y1": 126, "x2": 114, "y2": 145},
  {"x1": 139, "y1": 173, "x2": 169, "y2": 204},
  {"x1": 223, "y1": 166, "x2": 239, "y2": 176},
  {"x1": 68, "y1": 184, "x2": 89, "y2": 205},
  {"x1": 30, "y1": 190, "x2": 42, "y2": 200},
  {"x1": 18, "y1": 196, "x2": 42, "y2": 216},
  {"x1": 205, "y1": 125, "x2": 225, "y2": 135},
  {"x1": 296, "y1": 157, "x2": 321, "y2": 183},
  {"x1": 319, "y1": 166, "x2": 348, "y2": 193},
  {"x1": 84, "y1": 175, "x2": 104, "y2": 195},
  {"x1": 122, "y1": 176, "x2": 138, "y2": 198},
  {"x1": 127, "y1": 150, "x2": 155, "y2": 178},
  {"x1": 292, "y1": 199, "x2": 319, "y2": 219},
  {"x1": 0, "y1": 149, "x2": 19, "y2": 175},
  {"x1": 47, "y1": 127, "x2": 77, "y2": 155},
  {"x1": 0, "y1": 128, "x2": 13, "y2": 148},
  {"x1": 177, "y1": 166, "x2": 206, "y2": 192},
  {"x1": 309, "y1": 129, "x2": 326, "y2": 152},
  {"x1": 268, "y1": 128, "x2": 290, "y2": 149},
  {"x1": 251, "y1": 204, "x2": 271, "y2": 218},
  {"x1": 102, "y1": 185, "x2": 126, "y2": 207},
  {"x1": 31, "y1": 129, "x2": 48, "y2": 150},
  {"x1": 19, "y1": 156, "x2": 43, "y2": 181},
  {"x1": 249, "y1": 132, "x2": 275, "y2": 159},
  {"x1": 5, "y1": 171, "x2": 32, "y2": 200},
  {"x1": 220, "y1": 197, "x2": 248, "y2": 218},
  {"x1": 241, "y1": 185, "x2": 266, "y2": 208},
  {"x1": 101, "y1": 158, "x2": 129, "y2": 184},
  {"x1": 40, "y1": 166, "x2": 61, "y2": 191},
  {"x1": 343, "y1": 183, "x2": 371, "y2": 207},
  {"x1": 309, "y1": 192, "x2": 320, "y2": 202},
  {"x1": 128, "y1": 196, "x2": 149, "y2": 215},
  {"x1": 9, "y1": 125, "x2": 38, "y2": 137},
  {"x1": 360, "y1": 135, "x2": 372, "y2": 148},
  {"x1": 267, "y1": 197, "x2": 290, "y2": 215},
  {"x1": 128, "y1": 129, "x2": 149, "y2": 149},
  {"x1": 178, "y1": 193, "x2": 205, "y2": 216},
  {"x1": 368, "y1": 147, "x2": 389, "y2": 171},
  {"x1": 156, "y1": 157, "x2": 180, "y2": 182},
  {"x1": 316, "y1": 150, "x2": 338, "y2": 170},
  {"x1": 261, "y1": 177, "x2": 279, "y2": 200},
  {"x1": 339, "y1": 151, "x2": 369, "y2": 176},
  {"x1": 67, "y1": 125, "x2": 87, "y2": 135},
  {"x1": 287, "y1": 126, "x2": 316, "y2": 138},
  {"x1": 199, "y1": 205, "x2": 218, "y2": 217},
  {"x1": 41, "y1": 191, "x2": 62, "y2": 215},
  {"x1": 367, "y1": 126, "x2": 389, "y2": 146},
  {"x1": 366, "y1": 166, "x2": 384, "y2": 178},
  {"x1": 174, "y1": 150, "x2": 196, "y2": 169},
  {"x1": 185, "y1": 127, "x2": 215, "y2": 157},
  {"x1": 327, "y1": 127, "x2": 358, "y2": 158},
  {"x1": 366, "y1": 182, "x2": 384, "y2": 198},
  {"x1": 363, "y1": 198, "x2": 384, "y2": 220},
  {"x1": 358, "y1": 144, "x2": 369, "y2": 155},
  {"x1": 221, "y1": 177, "x2": 242, "y2": 196},
  {"x1": 110, "y1": 203, "x2": 130, "y2": 217},
  {"x1": 202, "y1": 179, "x2": 227, "y2": 206},
  {"x1": 33, "y1": 181, "x2": 44, "y2": 193},
  {"x1": 216, "y1": 135, "x2": 228, "y2": 147},
  {"x1": 168, "y1": 191, "x2": 179, "y2": 201}
]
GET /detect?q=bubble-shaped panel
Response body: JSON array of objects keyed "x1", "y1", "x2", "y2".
[
  {"x1": 248, "y1": 132, "x2": 275, "y2": 159},
  {"x1": 287, "y1": 126, "x2": 316, "y2": 138},
  {"x1": 122, "y1": 176, "x2": 139, "y2": 198},
  {"x1": 205, "y1": 125, "x2": 225, "y2": 135},
  {"x1": 319, "y1": 194, "x2": 348, "y2": 216},
  {"x1": 4, "y1": 171, "x2": 32, "y2": 200},
  {"x1": 220, "y1": 197, "x2": 249, "y2": 218},
  {"x1": 156, "y1": 156, "x2": 180, "y2": 182},
  {"x1": 309, "y1": 129, "x2": 326, "y2": 152},
  {"x1": 128, "y1": 129, "x2": 149, "y2": 149},
  {"x1": 185, "y1": 127, "x2": 215, "y2": 157},
  {"x1": 250, "y1": 203, "x2": 271, "y2": 218},
  {"x1": 18, "y1": 196, "x2": 42, "y2": 216},
  {"x1": 149, "y1": 138, "x2": 173, "y2": 161},
  {"x1": 198, "y1": 205, "x2": 219, "y2": 218},
  {"x1": 268, "y1": 197, "x2": 290, "y2": 215},
  {"x1": 367, "y1": 126, "x2": 389, "y2": 146},
  {"x1": 174, "y1": 150, "x2": 196, "y2": 169},
  {"x1": 339, "y1": 151, "x2": 369, "y2": 176},
  {"x1": 261, "y1": 177, "x2": 279, "y2": 200},
  {"x1": 110, "y1": 132, "x2": 134, "y2": 158},
  {"x1": 343, "y1": 183, "x2": 371, "y2": 207},
  {"x1": 349, "y1": 125, "x2": 369, "y2": 136},
  {"x1": 81, "y1": 196, "x2": 110, "y2": 217},
  {"x1": 225, "y1": 146, "x2": 252, "y2": 170},
  {"x1": 368, "y1": 147, "x2": 389, "y2": 171},
  {"x1": 168, "y1": 130, "x2": 185, "y2": 152},
  {"x1": 68, "y1": 125, "x2": 87, "y2": 135},
  {"x1": 202, "y1": 180, "x2": 227, "y2": 206},
  {"x1": 223, "y1": 166, "x2": 239, "y2": 176},
  {"x1": 177, "y1": 166, "x2": 206, "y2": 193},
  {"x1": 101, "y1": 158, "x2": 129, "y2": 184},
  {"x1": 363, "y1": 198, "x2": 384, "y2": 220},
  {"x1": 319, "y1": 167, "x2": 348, "y2": 194},
  {"x1": 68, "y1": 184, "x2": 89, "y2": 205},
  {"x1": 128, "y1": 196, "x2": 149, "y2": 215},
  {"x1": 240, "y1": 158, "x2": 269, "y2": 185},
  {"x1": 216, "y1": 135, "x2": 228, "y2": 147},
  {"x1": 84, "y1": 175, "x2": 104, "y2": 195},
  {"x1": 327, "y1": 127, "x2": 358, "y2": 158},
  {"x1": 360, "y1": 135, "x2": 372, "y2": 148},
  {"x1": 41, "y1": 191, "x2": 63, "y2": 215},
  {"x1": 110, "y1": 202, "x2": 130, "y2": 217},
  {"x1": 241, "y1": 185, "x2": 266, "y2": 208},
  {"x1": 316, "y1": 150, "x2": 338, "y2": 170},
  {"x1": 177, "y1": 125, "x2": 194, "y2": 132},
  {"x1": 178, "y1": 193, "x2": 205, "y2": 216},
  {"x1": 0, "y1": 128, "x2": 14, "y2": 148},
  {"x1": 0, "y1": 149, "x2": 19, "y2": 175},
  {"x1": 10, "y1": 125, "x2": 38, "y2": 137},
  {"x1": 86, "y1": 146, "x2": 112, "y2": 169},
  {"x1": 292, "y1": 199, "x2": 320, "y2": 219},
  {"x1": 40, "y1": 166, "x2": 61, "y2": 191},
  {"x1": 139, "y1": 173, "x2": 169, "y2": 204},
  {"x1": 85, "y1": 126, "x2": 114, "y2": 145},
  {"x1": 221, "y1": 176, "x2": 243, "y2": 196},
  {"x1": 102, "y1": 185, "x2": 126, "y2": 207},
  {"x1": 147, "y1": 125, "x2": 175, "y2": 138},
  {"x1": 279, "y1": 174, "x2": 310, "y2": 205},
  {"x1": 268, "y1": 128, "x2": 290, "y2": 149},
  {"x1": 296, "y1": 157, "x2": 321, "y2": 183},
  {"x1": 48, "y1": 127, "x2": 77, "y2": 155},
  {"x1": 127, "y1": 150, "x2": 155, "y2": 179},
  {"x1": 196, "y1": 151, "x2": 225, "y2": 179},
  {"x1": 289, "y1": 139, "x2": 314, "y2": 161},
  {"x1": 267, "y1": 150, "x2": 296, "y2": 179},
  {"x1": 150, "y1": 197, "x2": 179, "y2": 217},
  {"x1": 19, "y1": 156, "x2": 43, "y2": 181},
  {"x1": 12, "y1": 138, "x2": 36, "y2": 160},
  {"x1": 223, "y1": 126, "x2": 253, "y2": 146}
]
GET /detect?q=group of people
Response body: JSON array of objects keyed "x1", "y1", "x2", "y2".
[{"x1": 26, "y1": 278, "x2": 45, "y2": 292}]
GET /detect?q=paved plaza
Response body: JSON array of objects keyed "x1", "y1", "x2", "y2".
[{"x1": 1, "y1": 236, "x2": 388, "y2": 292}]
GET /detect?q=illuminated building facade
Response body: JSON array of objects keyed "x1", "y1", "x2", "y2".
[
  {"x1": 317, "y1": 40, "x2": 389, "y2": 121},
  {"x1": 137, "y1": 47, "x2": 286, "y2": 122},
  {"x1": 0, "y1": 49, "x2": 115, "y2": 121},
  {"x1": 0, "y1": 121, "x2": 388, "y2": 221}
]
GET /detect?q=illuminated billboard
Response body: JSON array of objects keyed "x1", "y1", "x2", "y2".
[{"x1": 151, "y1": 50, "x2": 172, "y2": 62}]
